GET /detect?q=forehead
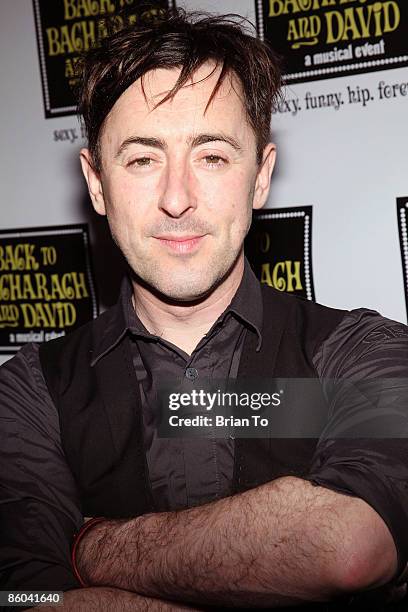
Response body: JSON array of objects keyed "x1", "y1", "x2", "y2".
[{"x1": 100, "y1": 63, "x2": 253, "y2": 147}]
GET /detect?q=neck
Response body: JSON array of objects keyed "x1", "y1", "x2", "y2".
[{"x1": 131, "y1": 257, "x2": 244, "y2": 355}]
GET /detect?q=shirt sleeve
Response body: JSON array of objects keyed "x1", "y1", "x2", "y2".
[
  {"x1": 0, "y1": 343, "x2": 83, "y2": 595},
  {"x1": 308, "y1": 308, "x2": 408, "y2": 579}
]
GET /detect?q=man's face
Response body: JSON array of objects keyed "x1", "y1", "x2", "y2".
[{"x1": 81, "y1": 63, "x2": 275, "y2": 302}]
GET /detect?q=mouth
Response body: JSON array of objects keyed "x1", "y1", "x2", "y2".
[{"x1": 154, "y1": 235, "x2": 206, "y2": 254}]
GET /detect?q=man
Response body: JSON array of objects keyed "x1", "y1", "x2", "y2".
[{"x1": 1, "y1": 8, "x2": 408, "y2": 611}]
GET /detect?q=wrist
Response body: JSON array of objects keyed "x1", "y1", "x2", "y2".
[{"x1": 72, "y1": 517, "x2": 109, "y2": 587}]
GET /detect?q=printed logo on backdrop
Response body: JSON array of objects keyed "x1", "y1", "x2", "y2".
[
  {"x1": 245, "y1": 206, "x2": 315, "y2": 300},
  {"x1": 397, "y1": 198, "x2": 408, "y2": 322},
  {"x1": 33, "y1": 0, "x2": 175, "y2": 118},
  {"x1": 0, "y1": 225, "x2": 98, "y2": 354},
  {"x1": 255, "y1": 0, "x2": 408, "y2": 84}
]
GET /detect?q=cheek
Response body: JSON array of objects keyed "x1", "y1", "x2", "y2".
[
  {"x1": 208, "y1": 172, "x2": 254, "y2": 222},
  {"x1": 204, "y1": 171, "x2": 251, "y2": 211},
  {"x1": 104, "y1": 175, "x2": 151, "y2": 222}
]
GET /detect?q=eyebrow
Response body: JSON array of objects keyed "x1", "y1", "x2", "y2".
[
  {"x1": 190, "y1": 133, "x2": 242, "y2": 151},
  {"x1": 115, "y1": 133, "x2": 243, "y2": 158}
]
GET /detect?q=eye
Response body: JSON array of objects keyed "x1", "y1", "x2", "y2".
[
  {"x1": 203, "y1": 154, "x2": 227, "y2": 167},
  {"x1": 127, "y1": 156, "x2": 153, "y2": 168}
]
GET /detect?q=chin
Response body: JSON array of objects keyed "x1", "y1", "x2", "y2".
[
  {"x1": 132, "y1": 254, "x2": 239, "y2": 302},
  {"x1": 155, "y1": 279, "x2": 215, "y2": 303}
]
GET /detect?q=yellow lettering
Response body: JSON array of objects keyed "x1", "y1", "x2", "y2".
[
  {"x1": 344, "y1": 7, "x2": 364, "y2": 40},
  {"x1": 0, "y1": 275, "x2": 21, "y2": 301},
  {"x1": 285, "y1": 261, "x2": 303, "y2": 291},
  {"x1": 70, "y1": 272, "x2": 89, "y2": 299},
  {"x1": 21, "y1": 275, "x2": 36, "y2": 300},
  {"x1": 0, "y1": 244, "x2": 39, "y2": 272},
  {"x1": 260, "y1": 263, "x2": 273, "y2": 287},
  {"x1": 269, "y1": 0, "x2": 334, "y2": 16},
  {"x1": 288, "y1": 15, "x2": 321, "y2": 46},
  {"x1": 269, "y1": 0, "x2": 284, "y2": 17},
  {"x1": 63, "y1": 0, "x2": 78, "y2": 20},
  {"x1": 23, "y1": 245, "x2": 39, "y2": 271},
  {"x1": 383, "y1": 1, "x2": 400, "y2": 33},
  {"x1": 72, "y1": 20, "x2": 95, "y2": 52},
  {"x1": 46, "y1": 27, "x2": 62, "y2": 56},
  {"x1": 61, "y1": 274, "x2": 75, "y2": 299},
  {"x1": 35, "y1": 273, "x2": 50, "y2": 300},
  {"x1": 326, "y1": 2, "x2": 400, "y2": 43},
  {"x1": 20, "y1": 303, "x2": 37, "y2": 328},
  {"x1": 272, "y1": 262, "x2": 286, "y2": 291},
  {"x1": 326, "y1": 10, "x2": 345, "y2": 42},
  {"x1": 68, "y1": 0, "x2": 116, "y2": 17},
  {"x1": 20, "y1": 302, "x2": 77, "y2": 328},
  {"x1": 49, "y1": 275, "x2": 65, "y2": 300},
  {"x1": 63, "y1": 302, "x2": 76, "y2": 326},
  {"x1": 288, "y1": 18, "x2": 300, "y2": 41},
  {"x1": 0, "y1": 272, "x2": 90, "y2": 301},
  {"x1": 260, "y1": 261, "x2": 303, "y2": 291},
  {"x1": 0, "y1": 305, "x2": 19, "y2": 328},
  {"x1": 100, "y1": 0, "x2": 116, "y2": 14},
  {"x1": 65, "y1": 57, "x2": 75, "y2": 77}
]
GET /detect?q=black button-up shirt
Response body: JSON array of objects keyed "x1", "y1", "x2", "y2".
[
  {"x1": 2, "y1": 259, "x2": 408, "y2": 606},
  {"x1": 95, "y1": 258, "x2": 263, "y2": 511}
]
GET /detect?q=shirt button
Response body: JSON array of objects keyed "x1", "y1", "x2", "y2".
[{"x1": 185, "y1": 367, "x2": 198, "y2": 380}]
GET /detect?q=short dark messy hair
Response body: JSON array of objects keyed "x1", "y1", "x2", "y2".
[{"x1": 78, "y1": 8, "x2": 282, "y2": 171}]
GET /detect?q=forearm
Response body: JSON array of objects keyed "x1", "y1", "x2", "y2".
[
  {"x1": 76, "y1": 477, "x2": 397, "y2": 607},
  {"x1": 31, "y1": 587, "x2": 202, "y2": 611}
]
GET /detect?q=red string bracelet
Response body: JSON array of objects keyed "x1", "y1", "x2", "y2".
[{"x1": 71, "y1": 517, "x2": 107, "y2": 588}]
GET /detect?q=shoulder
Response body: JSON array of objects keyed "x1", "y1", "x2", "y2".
[
  {"x1": 260, "y1": 284, "x2": 346, "y2": 323},
  {"x1": 1, "y1": 342, "x2": 44, "y2": 394},
  {"x1": 260, "y1": 284, "x2": 347, "y2": 354},
  {"x1": 0, "y1": 342, "x2": 60, "y2": 440},
  {"x1": 314, "y1": 308, "x2": 408, "y2": 378}
]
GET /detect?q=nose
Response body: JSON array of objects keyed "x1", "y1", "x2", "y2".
[{"x1": 158, "y1": 158, "x2": 196, "y2": 218}]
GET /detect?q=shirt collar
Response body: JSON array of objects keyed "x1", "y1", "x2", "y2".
[
  {"x1": 91, "y1": 256, "x2": 263, "y2": 366},
  {"x1": 215, "y1": 257, "x2": 263, "y2": 351}
]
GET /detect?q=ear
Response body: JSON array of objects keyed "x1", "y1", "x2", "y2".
[
  {"x1": 252, "y1": 143, "x2": 276, "y2": 210},
  {"x1": 79, "y1": 148, "x2": 106, "y2": 216}
]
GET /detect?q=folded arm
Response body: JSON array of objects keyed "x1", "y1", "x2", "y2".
[
  {"x1": 0, "y1": 345, "x2": 83, "y2": 593},
  {"x1": 30, "y1": 587, "x2": 202, "y2": 611},
  {"x1": 76, "y1": 476, "x2": 397, "y2": 608}
]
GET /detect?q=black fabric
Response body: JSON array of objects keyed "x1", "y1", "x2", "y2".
[
  {"x1": 38, "y1": 302, "x2": 155, "y2": 519},
  {"x1": 124, "y1": 260, "x2": 263, "y2": 510},
  {"x1": 39, "y1": 261, "x2": 264, "y2": 517},
  {"x1": 37, "y1": 283, "x2": 345, "y2": 521},
  {"x1": 234, "y1": 290, "x2": 345, "y2": 493},
  {"x1": 0, "y1": 343, "x2": 82, "y2": 598},
  {"x1": 2, "y1": 277, "x2": 408, "y2": 605}
]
